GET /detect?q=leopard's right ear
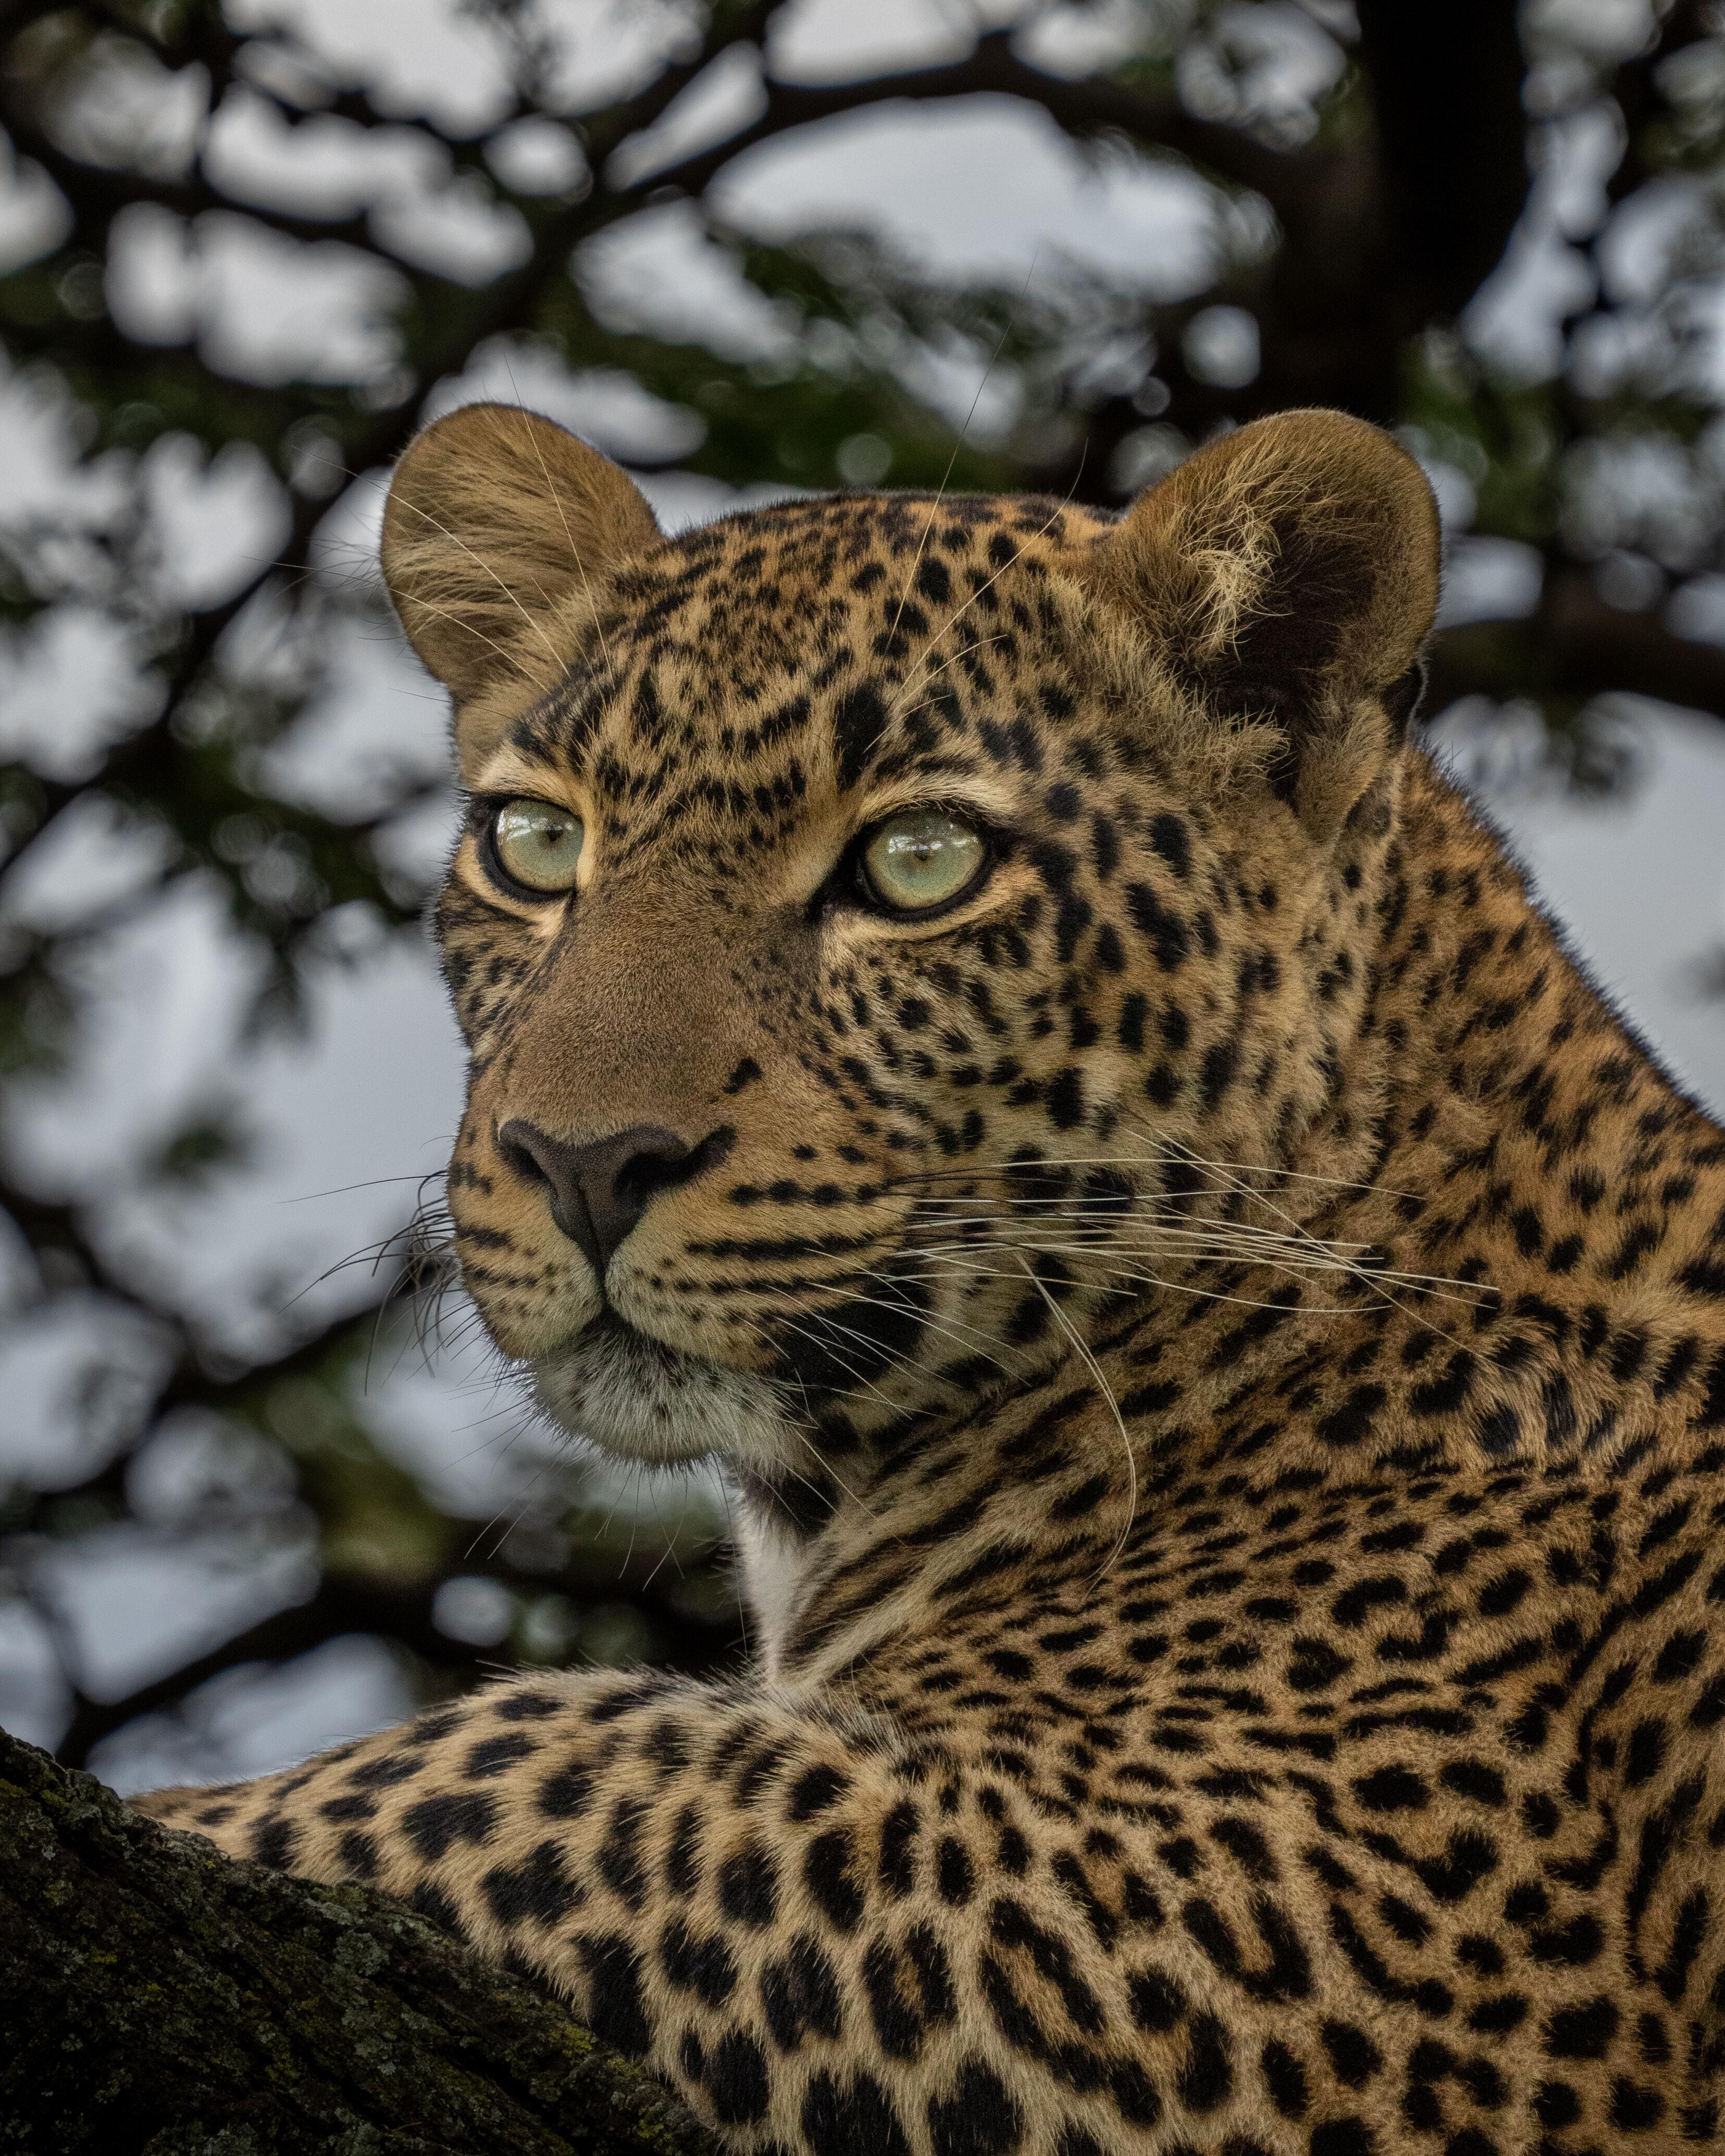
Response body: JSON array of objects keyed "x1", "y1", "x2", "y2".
[{"x1": 381, "y1": 403, "x2": 659, "y2": 716}]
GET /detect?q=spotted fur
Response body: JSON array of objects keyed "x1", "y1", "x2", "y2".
[{"x1": 134, "y1": 405, "x2": 1725, "y2": 2155}]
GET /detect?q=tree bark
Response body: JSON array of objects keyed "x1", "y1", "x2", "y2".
[{"x1": 0, "y1": 1728, "x2": 721, "y2": 2155}]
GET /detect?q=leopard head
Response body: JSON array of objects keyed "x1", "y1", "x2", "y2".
[{"x1": 381, "y1": 403, "x2": 1439, "y2": 1498}]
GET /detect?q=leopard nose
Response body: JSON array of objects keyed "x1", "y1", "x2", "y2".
[{"x1": 495, "y1": 1119, "x2": 729, "y2": 1276}]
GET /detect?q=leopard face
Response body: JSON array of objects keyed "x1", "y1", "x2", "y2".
[{"x1": 386, "y1": 406, "x2": 1437, "y2": 1494}]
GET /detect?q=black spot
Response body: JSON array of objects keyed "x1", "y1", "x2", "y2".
[
  {"x1": 408, "y1": 1880, "x2": 462, "y2": 1935},
  {"x1": 1352, "y1": 1766, "x2": 1428, "y2": 1813},
  {"x1": 1321, "y1": 2019, "x2": 1382, "y2": 2088},
  {"x1": 708, "y1": 2030, "x2": 771, "y2": 2125},
  {"x1": 718, "y1": 1841, "x2": 780, "y2": 1926},
  {"x1": 1199, "y1": 1040, "x2": 1238, "y2": 1109},
  {"x1": 1476, "y1": 1567, "x2": 1532, "y2": 1618},
  {"x1": 833, "y1": 683, "x2": 889, "y2": 790},
  {"x1": 1045, "y1": 1067, "x2": 1085, "y2": 1130},
  {"x1": 1125, "y1": 882, "x2": 1189, "y2": 971},
  {"x1": 927, "y1": 2060, "x2": 1025, "y2": 2155},
  {"x1": 1532, "y1": 2080, "x2": 1581, "y2": 2126},
  {"x1": 348, "y1": 1752, "x2": 423, "y2": 1790},
  {"x1": 481, "y1": 1838, "x2": 579, "y2": 1927},
  {"x1": 1653, "y1": 1630, "x2": 1705, "y2": 1684},
  {"x1": 336, "y1": 1829, "x2": 379, "y2": 1879},
  {"x1": 878, "y1": 1800, "x2": 919, "y2": 1895},
  {"x1": 663, "y1": 1804, "x2": 704, "y2": 1899},
  {"x1": 761, "y1": 1931, "x2": 846, "y2": 2049},
  {"x1": 1544, "y1": 1995, "x2": 1619, "y2": 2059},
  {"x1": 1624, "y1": 1717, "x2": 1668, "y2": 1787},
  {"x1": 318, "y1": 1793, "x2": 376, "y2": 1823},
  {"x1": 1176, "y1": 2011, "x2": 1233, "y2": 2112},
  {"x1": 1148, "y1": 813, "x2": 1192, "y2": 879},
  {"x1": 915, "y1": 557, "x2": 952, "y2": 606},
  {"x1": 1260, "y1": 2037, "x2": 1307, "y2": 2117},
  {"x1": 1108, "y1": 2060, "x2": 1163, "y2": 2128},
  {"x1": 1317, "y1": 1386, "x2": 1385, "y2": 1449},
  {"x1": 805, "y1": 1827, "x2": 866, "y2": 1931},
  {"x1": 788, "y1": 1762, "x2": 851, "y2": 1818},
  {"x1": 537, "y1": 1762, "x2": 592, "y2": 1817},
  {"x1": 1308, "y1": 2124, "x2": 1374, "y2": 2156},
  {"x1": 937, "y1": 1836, "x2": 976, "y2": 1906},
  {"x1": 1439, "y1": 1759, "x2": 1506, "y2": 1807},
  {"x1": 660, "y1": 1916, "x2": 739, "y2": 2006},
  {"x1": 1122, "y1": 1952, "x2": 1192, "y2": 2033},
  {"x1": 464, "y1": 1731, "x2": 536, "y2": 1778},
  {"x1": 577, "y1": 1933, "x2": 652, "y2": 2055},
  {"x1": 401, "y1": 1790, "x2": 498, "y2": 1862},
  {"x1": 250, "y1": 1815, "x2": 299, "y2": 1868},
  {"x1": 597, "y1": 1795, "x2": 649, "y2": 1909},
  {"x1": 492, "y1": 1688, "x2": 564, "y2": 1721},
  {"x1": 865, "y1": 1935, "x2": 934, "y2": 2060},
  {"x1": 1331, "y1": 1575, "x2": 1406, "y2": 1629},
  {"x1": 1413, "y1": 1830, "x2": 1498, "y2": 1903},
  {"x1": 1287, "y1": 1638, "x2": 1352, "y2": 1691},
  {"x1": 801, "y1": 2069, "x2": 913, "y2": 2156}
]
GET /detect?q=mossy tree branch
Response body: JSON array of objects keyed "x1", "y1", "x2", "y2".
[{"x1": 0, "y1": 1729, "x2": 722, "y2": 2155}]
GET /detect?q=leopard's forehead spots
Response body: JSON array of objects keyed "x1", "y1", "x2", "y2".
[{"x1": 502, "y1": 494, "x2": 1109, "y2": 840}]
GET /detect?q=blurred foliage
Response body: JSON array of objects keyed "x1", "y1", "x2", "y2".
[{"x1": 2, "y1": 0, "x2": 1724, "y2": 1772}]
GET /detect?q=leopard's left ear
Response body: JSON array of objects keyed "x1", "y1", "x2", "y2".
[
  {"x1": 381, "y1": 402, "x2": 659, "y2": 730},
  {"x1": 1081, "y1": 408, "x2": 1440, "y2": 839}
]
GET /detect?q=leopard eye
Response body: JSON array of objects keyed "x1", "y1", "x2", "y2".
[
  {"x1": 488, "y1": 798, "x2": 585, "y2": 894},
  {"x1": 859, "y1": 808, "x2": 987, "y2": 916}
]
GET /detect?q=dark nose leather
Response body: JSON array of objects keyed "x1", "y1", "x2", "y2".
[{"x1": 496, "y1": 1119, "x2": 721, "y2": 1277}]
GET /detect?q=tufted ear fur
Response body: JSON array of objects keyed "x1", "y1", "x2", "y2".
[
  {"x1": 1081, "y1": 409, "x2": 1440, "y2": 840},
  {"x1": 381, "y1": 403, "x2": 659, "y2": 716}
]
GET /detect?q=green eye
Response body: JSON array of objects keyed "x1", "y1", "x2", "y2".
[
  {"x1": 489, "y1": 798, "x2": 585, "y2": 893},
  {"x1": 860, "y1": 808, "x2": 987, "y2": 915}
]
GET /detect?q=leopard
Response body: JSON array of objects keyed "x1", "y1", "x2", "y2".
[{"x1": 132, "y1": 401, "x2": 1725, "y2": 2156}]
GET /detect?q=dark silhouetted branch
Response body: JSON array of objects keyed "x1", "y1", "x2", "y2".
[{"x1": 1427, "y1": 567, "x2": 1725, "y2": 722}]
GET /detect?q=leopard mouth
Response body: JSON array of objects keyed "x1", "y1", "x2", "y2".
[{"x1": 529, "y1": 1309, "x2": 802, "y2": 1469}]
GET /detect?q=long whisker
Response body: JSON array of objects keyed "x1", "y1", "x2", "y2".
[
  {"x1": 1138, "y1": 1127, "x2": 1490, "y2": 1335},
  {"x1": 1015, "y1": 1251, "x2": 1136, "y2": 1590},
  {"x1": 731, "y1": 1317, "x2": 883, "y2": 1521},
  {"x1": 884, "y1": 265, "x2": 1034, "y2": 654},
  {"x1": 887, "y1": 632, "x2": 1011, "y2": 719},
  {"x1": 886, "y1": 1153, "x2": 1416, "y2": 1200},
  {"x1": 505, "y1": 378, "x2": 620, "y2": 692},
  {"x1": 389, "y1": 492, "x2": 570, "y2": 676},
  {"x1": 892, "y1": 443, "x2": 1087, "y2": 695},
  {"x1": 912, "y1": 1245, "x2": 1363, "y2": 1316},
  {"x1": 909, "y1": 1215, "x2": 1481, "y2": 1298}
]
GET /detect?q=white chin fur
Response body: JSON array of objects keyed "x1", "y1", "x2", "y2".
[{"x1": 531, "y1": 1320, "x2": 796, "y2": 1468}]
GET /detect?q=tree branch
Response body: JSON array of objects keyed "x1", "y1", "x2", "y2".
[
  {"x1": 1428, "y1": 567, "x2": 1725, "y2": 722},
  {"x1": 52, "y1": 1563, "x2": 743, "y2": 1770},
  {"x1": 636, "y1": 28, "x2": 1311, "y2": 220}
]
